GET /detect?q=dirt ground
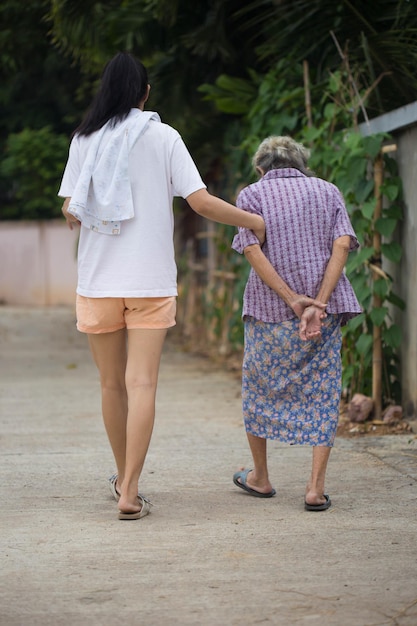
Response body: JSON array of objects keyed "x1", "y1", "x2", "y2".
[{"x1": 336, "y1": 403, "x2": 413, "y2": 438}]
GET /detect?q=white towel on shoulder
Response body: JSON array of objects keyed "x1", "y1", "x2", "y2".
[{"x1": 68, "y1": 109, "x2": 160, "y2": 235}]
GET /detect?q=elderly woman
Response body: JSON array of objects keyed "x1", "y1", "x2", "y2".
[{"x1": 232, "y1": 136, "x2": 361, "y2": 511}]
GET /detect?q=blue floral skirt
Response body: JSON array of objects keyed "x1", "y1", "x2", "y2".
[{"x1": 242, "y1": 315, "x2": 342, "y2": 446}]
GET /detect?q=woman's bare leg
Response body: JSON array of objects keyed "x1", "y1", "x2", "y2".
[
  {"x1": 88, "y1": 330, "x2": 128, "y2": 486},
  {"x1": 237, "y1": 433, "x2": 274, "y2": 494},
  {"x1": 305, "y1": 445, "x2": 332, "y2": 506},
  {"x1": 117, "y1": 328, "x2": 167, "y2": 514}
]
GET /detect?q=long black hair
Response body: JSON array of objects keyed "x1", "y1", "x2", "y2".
[{"x1": 74, "y1": 52, "x2": 149, "y2": 137}]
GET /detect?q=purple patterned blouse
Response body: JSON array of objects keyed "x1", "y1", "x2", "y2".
[{"x1": 232, "y1": 168, "x2": 362, "y2": 325}]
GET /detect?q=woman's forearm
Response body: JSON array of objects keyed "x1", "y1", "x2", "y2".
[
  {"x1": 186, "y1": 189, "x2": 265, "y2": 243},
  {"x1": 298, "y1": 236, "x2": 351, "y2": 340},
  {"x1": 61, "y1": 196, "x2": 80, "y2": 230},
  {"x1": 315, "y1": 235, "x2": 351, "y2": 302},
  {"x1": 243, "y1": 244, "x2": 326, "y2": 318},
  {"x1": 244, "y1": 244, "x2": 297, "y2": 307}
]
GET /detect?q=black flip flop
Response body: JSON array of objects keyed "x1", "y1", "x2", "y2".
[
  {"x1": 304, "y1": 494, "x2": 331, "y2": 511},
  {"x1": 233, "y1": 469, "x2": 276, "y2": 498}
]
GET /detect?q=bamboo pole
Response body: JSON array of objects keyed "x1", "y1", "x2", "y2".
[
  {"x1": 372, "y1": 153, "x2": 384, "y2": 419},
  {"x1": 303, "y1": 60, "x2": 312, "y2": 128}
]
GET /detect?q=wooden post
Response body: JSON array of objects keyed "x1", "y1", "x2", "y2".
[
  {"x1": 372, "y1": 153, "x2": 384, "y2": 419},
  {"x1": 303, "y1": 60, "x2": 312, "y2": 128},
  {"x1": 182, "y1": 240, "x2": 197, "y2": 339}
]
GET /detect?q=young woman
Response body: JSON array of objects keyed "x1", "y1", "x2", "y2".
[{"x1": 58, "y1": 52, "x2": 267, "y2": 520}]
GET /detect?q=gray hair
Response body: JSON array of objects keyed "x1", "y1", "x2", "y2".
[{"x1": 252, "y1": 136, "x2": 311, "y2": 175}]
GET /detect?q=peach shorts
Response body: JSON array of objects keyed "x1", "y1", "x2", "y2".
[{"x1": 76, "y1": 295, "x2": 177, "y2": 334}]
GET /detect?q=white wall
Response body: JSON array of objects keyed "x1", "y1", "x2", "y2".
[
  {"x1": 359, "y1": 106, "x2": 417, "y2": 418},
  {"x1": 394, "y1": 126, "x2": 417, "y2": 419},
  {"x1": 0, "y1": 220, "x2": 78, "y2": 306}
]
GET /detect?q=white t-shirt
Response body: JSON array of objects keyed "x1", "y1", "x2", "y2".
[{"x1": 58, "y1": 112, "x2": 206, "y2": 297}]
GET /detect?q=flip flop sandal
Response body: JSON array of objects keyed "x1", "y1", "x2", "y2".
[
  {"x1": 108, "y1": 474, "x2": 121, "y2": 501},
  {"x1": 304, "y1": 494, "x2": 331, "y2": 511},
  {"x1": 118, "y1": 495, "x2": 151, "y2": 520},
  {"x1": 108, "y1": 474, "x2": 152, "y2": 506},
  {"x1": 233, "y1": 468, "x2": 276, "y2": 498}
]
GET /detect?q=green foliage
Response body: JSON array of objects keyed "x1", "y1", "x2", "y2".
[
  {"x1": 0, "y1": 1, "x2": 92, "y2": 216},
  {"x1": 0, "y1": 127, "x2": 69, "y2": 220},
  {"x1": 0, "y1": 1, "x2": 88, "y2": 137},
  {"x1": 47, "y1": 0, "x2": 265, "y2": 157},
  {"x1": 199, "y1": 74, "x2": 258, "y2": 115},
  {"x1": 202, "y1": 60, "x2": 404, "y2": 404},
  {"x1": 235, "y1": 0, "x2": 417, "y2": 115},
  {"x1": 325, "y1": 137, "x2": 403, "y2": 403},
  {"x1": 297, "y1": 128, "x2": 404, "y2": 404}
]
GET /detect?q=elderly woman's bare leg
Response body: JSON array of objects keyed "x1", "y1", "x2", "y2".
[
  {"x1": 305, "y1": 445, "x2": 332, "y2": 507},
  {"x1": 240, "y1": 433, "x2": 275, "y2": 495}
]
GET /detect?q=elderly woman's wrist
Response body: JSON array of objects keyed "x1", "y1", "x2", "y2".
[{"x1": 287, "y1": 293, "x2": 302, "y2": 311}]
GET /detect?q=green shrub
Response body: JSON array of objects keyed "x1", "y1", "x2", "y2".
[
  {"x1": 197, "y1": 61, "x2": 405, "y2": 405},
  {"x1": 0, "y1": 127, "x2": 69, "y2": 220}
]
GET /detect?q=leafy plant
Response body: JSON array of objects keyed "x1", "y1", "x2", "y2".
[
  {"x1": 310, "y1": 130, "x2": 404, "y2": 404},
  {"x1": 197, "y1": 59, "x2": 404, "y2": 406},
  {"x1": 0, "y1": 127, "x2": 69, "y2": 220}
]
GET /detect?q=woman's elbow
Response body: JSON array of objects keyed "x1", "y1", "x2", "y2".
[
  {"x1": 334, "y1": 235, "x2": 351, "y2": 254},
  {"x1": 186, "y1": 189, "x2": 210, "y2": 215},
  {"x1": 244, "y1": 244, "x2": 261, "y2": 260}
]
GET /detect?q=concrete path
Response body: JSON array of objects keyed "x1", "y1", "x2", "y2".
[{"x1": 1, "y1": 307, "x2": 416, "y2": 626}]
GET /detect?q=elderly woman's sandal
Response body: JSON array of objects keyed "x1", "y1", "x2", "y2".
[
  {"x1": 304, "y1": 494, "x2": 331, "y2": 511},
  {"x1": 233, "y1": 468, "x2": 276, "y2": 498}
]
